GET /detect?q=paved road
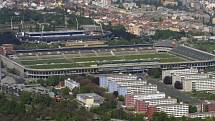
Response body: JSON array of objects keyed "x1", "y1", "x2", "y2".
[{"x1": 148, "y1": 79, "x2": 202, "y2": 104}]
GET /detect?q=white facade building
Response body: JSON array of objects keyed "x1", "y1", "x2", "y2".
[
  {"x1": 144, "y1": 98, "x2": 177, "y2": 106},
  {"x1": 156, "y1": 103, "x2": 189, "y2": 117},
  {"x1": 183, "y1": 78, "x2": 215, "y2": 92},
  {"x1": 169, "y1": 72, "x2": 215, "y2": 92},
  {"x1": 108, "y1": 80, "x2": 147, "y2": 93},
  {"x1": 118, "y1": 84, "x2": 157, "y2": 96},
  {"x1": 189, "y1": 112, "x2": 215, "y2": 119},
  {"x1": 162, "y1": 68, "x2": 199, "y2": 81},
  {"x1": 99, "y1": 74, "x2": 138, "y2": 88},
  {"x1": 133, "y1": 92, "x2": 166, "y2": 100},
  {"x1": 65, "y1": 78, "x2": 80, "y2": 91}
]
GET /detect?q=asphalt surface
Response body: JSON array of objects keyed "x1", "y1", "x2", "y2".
[{"x1": 148, "y1": 79, "x2": 202, "y2": 104}]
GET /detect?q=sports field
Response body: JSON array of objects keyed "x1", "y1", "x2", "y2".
[{"x1": 14, "y1": 50, "x2": 186, "y2": 69}]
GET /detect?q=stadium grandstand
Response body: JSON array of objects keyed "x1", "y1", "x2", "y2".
[
  {"x1": 170, "y1": 45, "x2": 215, "y2": 61},
  {"x1": 16, "y1": 30, "x2": 112, "y2": 42}
]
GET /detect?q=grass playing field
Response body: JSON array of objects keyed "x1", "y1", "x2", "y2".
[{"x1": 13, "y1": 52, "x2": 185, "y2": 69}]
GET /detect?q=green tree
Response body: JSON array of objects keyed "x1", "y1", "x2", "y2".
[
  {"x1": 60, "y1": 87, "x2": 70, "y2": 97},
  {"x1": 189, "y1": 105, "x2": 197, "y2": 113},
  {"x1": 20, "y1": 92, "x2": 33, "y2": 105}
]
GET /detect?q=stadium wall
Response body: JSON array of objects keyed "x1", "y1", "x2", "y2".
[{"x1": 0, "y1": 55, "x2": 25, "y2": 77}]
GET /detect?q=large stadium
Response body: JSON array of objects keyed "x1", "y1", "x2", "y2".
[{"x1": 1, "y1": 43, "x2": 215, "y2": 79}]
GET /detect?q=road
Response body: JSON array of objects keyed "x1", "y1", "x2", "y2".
[{"x1": 148, "y1": 79, "x2": 202, "y2": 104}]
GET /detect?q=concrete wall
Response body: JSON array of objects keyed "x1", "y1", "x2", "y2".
[{"x1": 0, "y1": 55, "x2": 25, "y2": 77}]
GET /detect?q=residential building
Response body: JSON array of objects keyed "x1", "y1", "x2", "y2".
[
  {"x1": 156, "y1": 103, "x2": 189, "y2": 117},
  {"x1": 64, "y1": 78, "x2": 80, "y2": 91},
  {"x1": 124, "y1": 92, "x2": 165, "y2": 108},
  {"x1": 146, "y1": 106, "x2": 157, "y2": 120},
  {"x1": 162, "y1": 68, "x2": 199, "y2": 81},
  {"x1": 201, "y1": 100, "x2": 215, "y2": 112},
  {"x1": 133, "y1": 92, "x2": 166, "y2": 101},
  {"x1": 108, "y1": 80, "x2": 147, "y2": 93},
  {"x1": 182, "y1": 78, "x2": 215, "y2": 92},
  {"x1": 118, "y1": 84, "x2": 157, "y2": 96},
  {"x1": 189, "y1": 112, "x2": 215, "y2": 119},
  {"x1": 172, "y1": 73, "x2": 210, "y2": 86},
  {"x1": 76, "y1": 93, "x2": 104, "y2": 108},
  {"x1": 135, "y1": 100, "x2": 148, "y2": 113},
  {"x1": 99, "y1": 74, "x2": 137, "y2": 88},
  {"x1": 144, "y1": 98, "x2": 177, "y2": 106}
]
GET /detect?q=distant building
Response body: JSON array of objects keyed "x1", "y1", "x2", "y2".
[
  {"x1": 189, "y1": 112, "x2": 215, "y2": 119},
  {"x1": 64, "y1": 78, "x2": 80, "y2": 91},
  {"x1": 80, "y1": 25, "x2": 101, "y2": 31},
  {"x1": 0, "y1": 44, "x2": 14, "y2": 55},
  {"x1": 162, "y1": 68, "x2": 199, "y2": 81},
  {"x1": 125, "y1": 92, "x2": 165, "y2": 108},
  {"x1": 201, "y1": 100, "x2": 215, "y2": 112},
  {"x1": 118, "y1": 84, "x2": 157, "y2": 96},
  {"x1": 146, "y1": 106, "x2": 157, "y2": 120},
  {"x1": 99, "y1": 74, "x2": 137, "y2": 88},
  {"x1": 76, "y1": 93, "x2": 104, "y2": 108},
  {"x1": 108, "y1": 80, "x2": 147, "y2": 93},
  {"x1": 182, "y1": 77, "x2": 215, "y2": 92},
  {"x1": 156, "y1": 103, "x2": 189, "y2": 117},
  {"x1": 135, "y1": 100, "x2": 148, "y2": 113},
  {"x1": 160, "y1": 0, "x2": 178, "y2": 6},
  {"x1": 144, "y1": 97, "x2": 177, "y2": 106},
  {"x1": 92, "y1": 0, "x2": 112, "y2": 7},
  {"x1": 170, "y1": 72, "x2": 215, "y2": 92}
]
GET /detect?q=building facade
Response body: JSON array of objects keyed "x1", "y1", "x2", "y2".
[{"x1": 156, "y1": 103, "x2": 189, "y2": 117}]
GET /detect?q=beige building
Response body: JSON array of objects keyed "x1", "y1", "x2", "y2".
[
  {"x1": 76, "y1": 93, "x2": 104, "y2": 108},
  {"x1": 127, "y1": 24, "x2": 143, "y2": 36}
]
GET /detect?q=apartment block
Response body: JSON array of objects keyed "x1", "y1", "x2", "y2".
[
  {"x1": 144, "y1": 98, "x2": 177, "y2": 106},
  {"x1": 201, "y1": 101, "x2": 215, "y2": 112},
  {"x1": 162, "y1": 68, "x2": 198, "y2": 81},
  {"x1": 189, "y1": 112, "x2": 215, "y2": 119},
  {"x1": 124, "y1": 92, "x2": 165, "y2": 108},
  {"x1": 99, "y1": 74, "x2": 137, "y2": 88},
  {"x1": 156, "y1": 103, "x2": 189, "y2": 117},
  {"x1": 108, "y1": 80, "x2": 147, "y2": 93},
  {"x1": 135, "y1": 100, "x2": 148, "y2": 113},
  {"x1": 183, "y1": 78, "x2": 215, "y2": 92},
  {"x1": 118, "y1": 84, "x2": 157, "y2": 96}
]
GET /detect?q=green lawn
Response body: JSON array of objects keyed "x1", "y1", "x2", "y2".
[
  {"x1": 18, "y1": 53, "x2": 185, "y2": 69},
  {"x1": 186, "y1": 91, "x2": 215, "y2": 100}
]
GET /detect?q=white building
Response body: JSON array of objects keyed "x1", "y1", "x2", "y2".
[
  {"x1": 133, "y1": 92, "x2": 166, "y2": 101},
  {"x1": 92, "y1": 0, "x2": 112, "y2": 7},
  {"x1": 169, "y1": 72, "x2": 215, "y2": 92},
  {"x1": 144, "y1": 98, "x2": 177, "y2": 106},
  {"x1": 118, "y1": 84, "x2": 157, "y2": 96},
  {"x1": 162, "y1": 68, "x2": 199, "y2": 81},
  {"x1": 156, "y1": 103, "x2": 189, "y2": 117},
  {"x1": 76, "y1": 93, "x2": 104, "y2": 108},
  {"x1": 172, "y1": 73, "x2": 211, "y2": 86},
  {"x1": 108, "y1": 80, "x2": 147, "y2": 93},
  {"x1": 183, "y1": 78, "x2": 215, "y2": 92},
  {"x1": 65, "y1": 78, "x2": 80, "y2": 91},
  {"x1": 99, "y1": 74, "x2": 138, "y2": 88},
  {"x1": 189, "y1": 112, "x2": 215, "y2": 119}
]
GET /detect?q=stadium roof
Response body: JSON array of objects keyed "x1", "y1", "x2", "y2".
[{"x1": 24, "y1": 30, "x2": 85, "y2": 34}]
